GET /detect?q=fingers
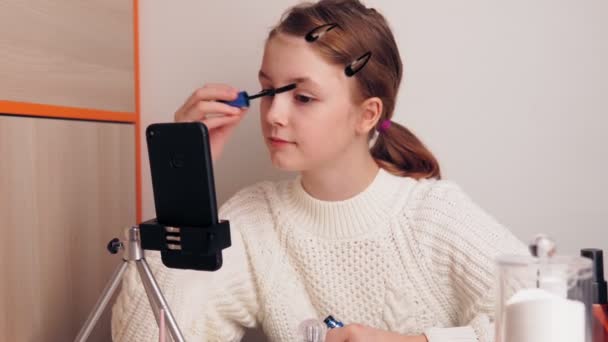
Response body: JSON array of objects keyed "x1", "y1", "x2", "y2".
[
  {"x1": 199, "y1": 111, "x2": 244, "y2": 130},
  {"x1": 183, "y1": 100, "x2": 244, "y2": 122},
  {"x1": 175, "y1": 84, "x2": 247, "y2": 123},
  {"x1": 182, "y1": 84, "x2": 239, "y2": 111},
  {"x1": 325, "y1": 327, "x2": 350, "y2": 342}
]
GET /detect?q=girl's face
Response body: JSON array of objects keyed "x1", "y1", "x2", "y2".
[{"x1": 258, "y1": 32, "x2": 364, "y2": 172}]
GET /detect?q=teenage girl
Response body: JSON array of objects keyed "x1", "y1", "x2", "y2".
[{"x1": 112, "y1": 1, "x2": 527, "y2": 341}]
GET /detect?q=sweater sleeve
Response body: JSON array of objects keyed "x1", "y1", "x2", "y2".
[
  {"x1": 111, "y1": 198, "x2": 260, "y2": 341},
  {"x1": 408, "y1": 181, "x2": 529, "y2": 342}
]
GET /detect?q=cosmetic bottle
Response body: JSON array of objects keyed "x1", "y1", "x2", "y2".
[
  {"x1": 495, "y1": 235, "x2": 594, "y2": 342},
  {"x1": 581, "y1": 249, "x2": 608, "y2": 342}
]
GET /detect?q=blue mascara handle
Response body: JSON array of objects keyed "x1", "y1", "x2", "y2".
[{"x1": 220, "y1": 91, "x2": 250, "y2": 108}]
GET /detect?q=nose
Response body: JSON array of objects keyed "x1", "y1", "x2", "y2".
[{"x1": 264, "y1": 94, "x2": 290, "y2": 127}]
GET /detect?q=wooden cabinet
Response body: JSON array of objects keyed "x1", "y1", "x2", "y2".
[
  {"x1": 0, "y1": 1, "x2": 138, "y2": 341},
  {"x1": 0, "y1": 0, "x2": 135, "y2": 112},
  {"x1": 0, "y1": 116, "x2": 136, "y2": 341}
]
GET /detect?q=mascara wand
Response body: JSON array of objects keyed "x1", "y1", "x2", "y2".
[{"x1": 220, "y1": 83, "x2": 297, "y2": 108}]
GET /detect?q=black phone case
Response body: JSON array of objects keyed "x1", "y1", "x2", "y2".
[
  {"x1": 146, "y1": 122, "x2": 218, "y2": 227},
  {"x1": 145, "y1": 122, "x2": 223, "y2": 270}
]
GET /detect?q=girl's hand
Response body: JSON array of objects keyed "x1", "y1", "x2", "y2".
[
  {"x1": 174, "y1": 83, "x2": 248, "y2": 162},
  {"x1": 325, "y1": 324, "x2": 428, "y2": 342}
]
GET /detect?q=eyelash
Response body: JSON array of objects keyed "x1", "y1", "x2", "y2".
[
  {"x1": 294, "y1": 94, "x2": 313, "y2": 104},
  {"x1": 259, "y1": 88, "x2": 314, "y2": 105}
]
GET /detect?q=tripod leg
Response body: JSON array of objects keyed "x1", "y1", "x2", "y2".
[
  {"x1": 137, "y1": 262, "x2": 162, "y2": 326},
  {"x1": 74, "y1": 261, "x2": 129, "y2": 342},
  {"x1": 136, "y1": 259, "x2": 186, "y2": 342}
]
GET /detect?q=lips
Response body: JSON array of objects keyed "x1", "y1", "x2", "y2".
[
  {"x1": 269, "y1": 137, "x2": 293, "y2": 144},
  {"x1": 267, "y1": 136, "x2": 295, "y2": 148}
]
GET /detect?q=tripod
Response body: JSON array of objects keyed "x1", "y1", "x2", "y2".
[{"x1": 74, "y1": 225, "x2": 185, "y2": 342}]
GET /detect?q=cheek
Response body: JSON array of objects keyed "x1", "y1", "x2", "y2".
[
  {"x1": 297, "y1": 102, "x2": 355, "y2": 148},
  {"x1": 259, "y1": 100, "x2": 271, "y2": 130}
]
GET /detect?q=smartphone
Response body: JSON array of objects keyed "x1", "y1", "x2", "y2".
[
  {"x1": 145, "y1": 122, "x2": 223, "y2": 270},
  {"x1": 146, "y1": 122, "x2": 218, "y2": 227}
]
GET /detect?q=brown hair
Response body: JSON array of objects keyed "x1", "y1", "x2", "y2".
[{"x1": 268, "y1": 0, "x2": 441, "y2": 179}]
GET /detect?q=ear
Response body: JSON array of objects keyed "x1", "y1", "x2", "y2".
[{"x1": 355, "y1": 97, "x2": 383, "y2": 135}]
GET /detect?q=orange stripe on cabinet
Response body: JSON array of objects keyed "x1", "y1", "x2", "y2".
[{"x1": 0, "y1": 100, "x2": 136, "y2": 123}]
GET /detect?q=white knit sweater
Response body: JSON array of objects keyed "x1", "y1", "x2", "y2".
[{"x1": 111, "y1": 169, "x2": 528, "y2": 341}]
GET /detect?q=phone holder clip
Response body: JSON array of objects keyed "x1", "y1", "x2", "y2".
[{"x1": 139, "y1": 218, "x2": 231, "y2": 271}]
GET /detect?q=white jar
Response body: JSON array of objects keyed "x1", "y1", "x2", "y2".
[{"x1": 495, "y1": 254, "x2": 593, "y2": 342}]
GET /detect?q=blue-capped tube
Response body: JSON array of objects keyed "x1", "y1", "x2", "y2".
[
  {"x1": 298, "y1": 315, "x2": 344, "y2": 342},
  {"x1": 323, "y1": 315, "x2": 344, "y2": 329}
]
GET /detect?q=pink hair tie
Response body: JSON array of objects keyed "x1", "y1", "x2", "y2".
[{"x1": 377, "y1": 119, "x2": 392, "y2": 133}]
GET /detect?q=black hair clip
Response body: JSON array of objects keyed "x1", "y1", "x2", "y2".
[
  {"x1": 305, "y1": 23, "x2": 340, "y2": 42},
  {"x1": 345, "y1": 51, "x2": 372, "y2": 77}
]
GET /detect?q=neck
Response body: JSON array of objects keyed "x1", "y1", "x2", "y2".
[{"x1": 300, "y1": 149, "x2": 380, "y2": 201}]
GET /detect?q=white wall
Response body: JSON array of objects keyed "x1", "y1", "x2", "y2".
[{"x1": 139, "y1": 0, "x2": 608, "y2": 324}]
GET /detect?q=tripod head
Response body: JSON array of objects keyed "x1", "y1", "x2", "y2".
[{"x1": 138, "y1": 219, "x2": 231, "y2": 271}]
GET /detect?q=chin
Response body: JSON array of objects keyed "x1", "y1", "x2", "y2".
[
  {"x1": 270, "y1": 158, "x2": 301, "y2": 172},
  {"x1": 268, "y1": 153, "x2": 303, "y2": 172}
]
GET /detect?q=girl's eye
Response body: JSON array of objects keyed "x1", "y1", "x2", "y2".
[{"x1": 295, "y1": 94, "x2": 313, "y2": 104}]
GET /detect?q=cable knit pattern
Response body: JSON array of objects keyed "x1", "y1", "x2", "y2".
[{"x1": 111, "y1": 169, "x2": 528, "y2": 342}]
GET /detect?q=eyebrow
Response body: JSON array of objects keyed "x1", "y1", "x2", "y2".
[{"x1": 258, "y1": 70, "x2": 321, "y2": 89}]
